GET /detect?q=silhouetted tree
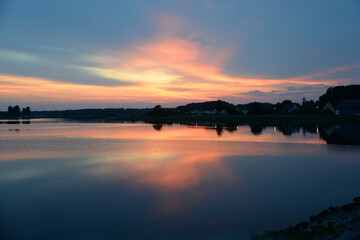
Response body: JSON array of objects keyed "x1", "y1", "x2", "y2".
[
  {"x1": 273, "y1": 100, "x2": 294, "y2": 114},
  {"x1": 318, "y1": 85, "x2": 360, "y2": 107},
  {"x1": 302, "y1": 97, "x2": 306, "y2": 106},
  {"x1": 215, "y1": 100, "x2": 225, "y2": 112},
  {"x1": 225, "y1": 103, "x2": 238, "y2": 115},
  {"x1": 166, "y1": 109, "x2": 174, "y2": 116},
  {"x1": 7, "y1": 105, "x2": 21, "y2": 117},
  {"x1": 249, "y1": 102, "x2": 264, "y2": 114},
  {"x1": 148, "y1": 105, "x2": 166, "y2": 117},
  {"x1": 300, "y1": 100, "x2": 317, "y2": 114},
  {"x1": 22, "y1": 106, "x2": 31, "y2": 117},
  {"x1": 175, "y1": 100, "x2": 231, "y2": 114}
]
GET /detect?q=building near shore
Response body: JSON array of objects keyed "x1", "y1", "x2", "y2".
[{"x1": 322, "y1": 100, "x2": 360, "y2": 115}]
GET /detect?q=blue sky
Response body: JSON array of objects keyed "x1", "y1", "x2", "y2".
[{"x1": 0, "y1": 0, "x2": 359, "y2": 110}]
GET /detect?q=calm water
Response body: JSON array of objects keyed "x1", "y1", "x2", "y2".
[{"x1": 1, "y1": 119, "x2": 360, "y2": 240}]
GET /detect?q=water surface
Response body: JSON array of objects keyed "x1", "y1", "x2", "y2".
[{"x1": 1, "y1": 119, "x2": 360, "y2": 240}]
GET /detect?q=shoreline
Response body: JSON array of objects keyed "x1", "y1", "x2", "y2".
[
  {"x1": 51, "y1": 114, "x2": 360, "y2": 125},
  {"x1": 1, "y1": 114, "x2": 360, "y2": 125},
  {"x1": 252, "y1": 197, "x2": 360, "y2": 240}
]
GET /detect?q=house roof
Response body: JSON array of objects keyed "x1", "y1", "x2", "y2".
[{"x1": 282, "y1": 103, "x2": 299, "y2": 112}]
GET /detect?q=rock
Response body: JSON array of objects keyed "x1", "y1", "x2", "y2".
[
  {"x1": 319, "y1": 209, "x2": 330, "y2": 217},
  {"x1": 310, "y1": 215, "x2": 320, "y2": 223},
  {"x1": 286, "y1": 226, "x2": 294, "y2": 232},
  {"x1": 341, "y1": 203, "x2": 356, "y2": 212},
  {"x1": 293, "y1": 223, "x2": 302, "y2": 231},
  {"x1": 328, "y1": 206, "x2": 339, "y2": 212},
  {"x1": 254, "y1": 196, "x2": 360, "y2": 240},
  {"x1": 293, "y1": 221, "x2": 310, "y2": 231},
  {"x1": 338, "y1": 230, "x2": 357, "y2": 240},
  {"x1": 300, "y1": 221, "x2": 309, "y2": 229}
]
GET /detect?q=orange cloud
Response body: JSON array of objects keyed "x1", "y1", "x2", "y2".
[
  {"x1": 84, "y1": 13, "x2": 354, "y2": 103},
  {"x1": 1, "y1": 13, "x2": 358, "y2": 106},
  {"x1": 0, "y1": 74, "x2": 212, "y2": 105}
]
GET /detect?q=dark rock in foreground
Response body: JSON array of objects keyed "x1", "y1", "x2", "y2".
[{"x1": 252, "y1": 197, "x2": 360, "y2": 240}]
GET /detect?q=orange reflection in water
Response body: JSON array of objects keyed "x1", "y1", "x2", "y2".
[
  {"x1": 1, "y1": 122, "x2": 326, "y2": 216},
  {"x1": 124, "y1": 153, "x2": 230, "y2": 191},
  {"x1": 92, "y1": 151, "x2": 237, "y2": 216}
]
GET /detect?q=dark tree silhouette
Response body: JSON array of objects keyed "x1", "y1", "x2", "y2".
[
  {"x1": 7, "y1": 105, "x2": 21, "y2": 117},
  {"x1": 300, "y1": 100, "x2": 318, "y2": 114},
  {"x1": 215, "y1": 100, "x2": 225, "y2": 112},
  {"x1": 225, "y1": 103, "x2": 238, "y2": 115},
  {"x1": 302, "y1": 97, "x2": 306, "y2": 106},
  {"x1": 175, "y1": 100, "x2": 233, "y2": 114},
  {"x1": 148, "y1": 105, "x2": 166, "y2": 117},
  {"x1": 249, "y1": 102, "x2": 265, "y2": 114},
  {"x1": 8, "y1": 106, "x2": 13, "y2": 114},
  {"x1": 318, "y1": 85, "x2": 360, "y2": 107},
  {"x1": 22, "y1": 106, "x2": 31, "y2": 116},
  {"x1": 273, "y1": 100, "x2": 294, "y2": 114}
]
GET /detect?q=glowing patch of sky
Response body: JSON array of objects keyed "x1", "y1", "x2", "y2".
[{"x1": 0, "y1": 0, "x2": 359, "y2": 110}]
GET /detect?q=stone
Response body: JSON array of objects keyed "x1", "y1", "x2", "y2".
[
  {"x1": 310, "y1": 215, "x2": 320, "y2": 223},
  {"x1": 319, "y1": 209, "x2": 330, "y2": 217},
  {"x1": 338, "y1": 230, "x2": 357, "y2": 240},
  {"x1": 286, "y1": 226, "x2": 294, "y2": 232},
  {"x1": 341, "y1": 203, "x2": 356, "y2": 212}
]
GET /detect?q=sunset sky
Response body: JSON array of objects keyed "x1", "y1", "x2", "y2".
[{"x1": 0, "y1": 0, "x2": 359, "y2": 110}]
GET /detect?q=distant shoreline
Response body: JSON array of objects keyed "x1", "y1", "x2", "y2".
[
  {"x1": 1, "y1": 114, "x2": 360, "y2": 125},
  {"x1": 6, "y1": 114, "x2": 355, "y2": 125}
]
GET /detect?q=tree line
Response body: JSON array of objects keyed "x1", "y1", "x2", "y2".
[
  {"x1": 147, "y1": 84, "x2": 360, "y2": 116},
  {"x1": 6, "y1": 105, "x2": 31, "y2": 117},
  {"x1": 2, "y1": 85, "x2": 359, "y2": 118}
]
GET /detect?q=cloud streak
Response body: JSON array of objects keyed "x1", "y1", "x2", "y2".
[{"x1": 0, "y1": 6, "x2": 359, "y2": 109}]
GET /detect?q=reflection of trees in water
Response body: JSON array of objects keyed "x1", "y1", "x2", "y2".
[
  {"x1": 302, "y1": 125, "x2": 318, "y2": 136},
  {"x1": 247, "y1": 124, "x2": 312, "y2": 137},
  {"x1": 1, "y1": 120, "x2": 31, "y2": 124},
  {"x1": 215, "y1": 125, "x2": 223, "y2": 136},
  {"x1": 149, "y1": 122, "x2": 360, "y2": 145},
  {"x1": 201, "y1": 123, "x2": 239, "y2": 136},
  {"x1": 276, "y1": 125, "x2": 300, "y2": 136},
  {"x1": 152, "y1": 124, "x2": 163, "y2": 131},
  {"x1": 215, "y1": 124, "x2": 239, "y2": 136},
  {"x1": 7, "y1": 121, "x2": 20, "y2": 124},
  {"x1": 226, "y1": 125, "x2": 238, "y2": 133},
  {"x1": 319, "y1": 125, "x2": 360, "y2": 145},
  {"x1": 250, "y1": 125, "x2": 264, "y2": 135}
]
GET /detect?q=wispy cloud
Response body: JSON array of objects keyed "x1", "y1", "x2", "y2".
[
  {"x1": 82, "y1": 13, "x2": 359, "y2": 105},
  {"x1": 1, "y1": 11, "x2": 359, "y2": 108}
]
